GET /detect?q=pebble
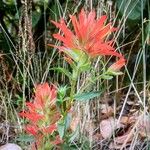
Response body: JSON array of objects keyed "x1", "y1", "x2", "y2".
[{"x1": 0, "y1": 143, "x2": 22, "y2": 150}]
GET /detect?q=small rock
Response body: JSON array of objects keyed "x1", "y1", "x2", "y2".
[{"x1": 0, "y1": 143, "x2": 22, "y2": 150}]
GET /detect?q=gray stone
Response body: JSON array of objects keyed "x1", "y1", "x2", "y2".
[{"x1": 0, "y1": 143, "x2": 22, "y2": 150}]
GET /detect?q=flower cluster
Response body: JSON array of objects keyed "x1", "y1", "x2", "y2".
[
  {"x1": 20, "y1": 8, "x2": 126, "y2": 150},
  {"x1": 50, "y1": 9, "x2": 125, "y2": 72},
  {"x1": 20, "y1": 83, "x2": 61, "y2": 148}
]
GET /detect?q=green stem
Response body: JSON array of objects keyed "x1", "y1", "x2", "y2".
[
  {"x1": 70, "y1": 68, "x2": 79, "y2": 104},
  {"x1": 70, "y1": 79, "x2": 76, "y2": 100}
]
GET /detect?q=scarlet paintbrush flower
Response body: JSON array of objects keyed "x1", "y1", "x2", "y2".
[
  {"x1": 20, "y1": 83, "x2": 58, "y2": 119},
  {"x1": 50, "y1": 9, "x2": 122, "y2": 58},
  {"x1": 20, "y1": 83, "x2": 59, "y2": 124},
  {"x1": 20, "y1": 83, "x2": 61, "y2": 149}
]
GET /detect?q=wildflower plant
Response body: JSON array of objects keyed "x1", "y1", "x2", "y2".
[
  {"x1": 20, "y1": 9, "x2": 125, "y2": 149},
  {"x1": 20, "y1": 83, "x2": 62, "y2": 149},
  {"x1": 50, "y1": 8, "x2": 125, "y2": 103}
]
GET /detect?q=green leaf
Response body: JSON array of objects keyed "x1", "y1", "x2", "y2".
[
  {"x1": 101, "y1": 74, "x2": 113, "y2": 80},
  {"x1": 64, "y1": 48, "x2": 91, "y2": 71},
  {"x1": 49, "y1": 1, "x2": 59, "y2": 20},
  {"x1": 74, "y1": 91, "x2": 102, "y2": 101},
  {"x1": 16, "y1": 134, "x2": 34, "y2": 143},
  {"x1": 63, "y1": 48, "x2": 91, "y2": 72},
  {"x1": 79, "y1": 62, "x2": 91, "y2": 72},
  {"x1": 32, "y1": 11, "x2": 41, "y2": 27},
  {"x1": 57, "y1": 121, "x2": 65, "y2": 139},
  {"x1": 50, "y1": 67, "x2": 71, "y2": 79},
  {"x1": 106, "y1": 71, "x2": 124, "y2": 76},
  {"x1": 63, "y1": 48, "x2": 85, "y2": 63},
  {"x1": 145, "y1": 22, "x2": 150, "y2": 45},
  {"x1": 58, "y1": 86, "x2": 68, "y2": 98},
  {"x1": 57, "y1": 114, "x2": 71, "y2": 139},
  {"x1": 69, "y1": 125, "x2": 79, "y2": 143},
  {"x1": 3, "y1": 0, "x2": 14, "y2": 5},
  {"x1": 116, "y1": 0, "x2": 147, "y2": 21}
]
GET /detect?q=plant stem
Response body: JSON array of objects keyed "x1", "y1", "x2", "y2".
[{"x1": 70, "y1": 68, "x2": 79, "y2": 103}]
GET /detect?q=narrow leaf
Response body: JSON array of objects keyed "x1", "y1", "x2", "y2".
[
  {"x1": 50, "y1": 67, "x2": 71, "y2": 79},
  {"x1": 74, "y1": 91, "x2": 102, "y2": 101},
  {"x1": 16, "y1": 134, "x2": 34, "y2": 143}
]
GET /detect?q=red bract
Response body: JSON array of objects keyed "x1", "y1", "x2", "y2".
[
  {"x1": 108, "y1": 57, "x2": 126, "y2": 72},
  {"x1": 25, "y1": 125, "x2": 39, "y2": 135},
  {"x1": 34, "y1": 83, "x2": 57, "y2": 109},
  {"x1": 50, "y1": 9, "x2": 122, "y2": 58},
  {"x1": 19, "y1": 111, "x2": 44, "y2": 123},
  {"x1": 42, "y1": 124, "x2": 57, "y2": 134}
]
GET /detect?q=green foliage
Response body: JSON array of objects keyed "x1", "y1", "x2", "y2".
[
  {"x1": 50, "y1": 67, "x2": 72, "y2": 79},
  {"x1": 68, "y1": 126, "x2": 79, "y2": 143},
  {"x1": 16, "y1": 134, "x2": 34, "y2": 143},
  {"x1": 57, "y1": 114, "x2": 71, "y2": 139},
  {"x1": 116, "y1": 0, "x2": 147, "y2": 21},
  {"x1": 74, "y1": 91, "x2": 102, "y2": 101},
  {"x1": 101, "y1": 74, "x2": 113, "y2": 80},
  {"x1": 64, "y1": 48, "x2": 91, "y2": 72},
  {"x1": 145, "y1": 21, "x2": 150, "y2": 43},
  {"x1": 32, "y1": 11, "x2": 41, "y2": 27},
  {"x1": 57, "y1": 86, "x2": 68, "y2": 99}
]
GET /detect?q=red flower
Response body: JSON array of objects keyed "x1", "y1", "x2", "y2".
[
  {"x1": 42, "y1": 124, "x2": 57, "y2": 134},
  {"x1": 25, "y1": 125, "x2": 39, "y2": 135},
  {"x1": 34, "y1": 83, "x2": 57, "y2": 109},
  {"x1": 20, "y1": 83, "x2": 62, "y2": 149},
  {"x1": 108, "y1": 57, "x2": 126, "y2": 72},
  {"x1": 50, "y1": 9, "x2": 122, "y2": 58},
  {"x1": 19, "y1": 111, "x2": 44, "y2": 123},
  {"x1": 26, "y1": 102, "x2": 36, "y2": 112},
  {"x1": 19, "y1": 83, "x2": 60, "y2": 134}
]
